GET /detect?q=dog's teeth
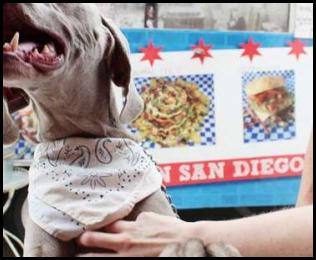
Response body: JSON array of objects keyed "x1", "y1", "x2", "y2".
[
  {"x1": 47, "y1": 43, "x2": 56, "y2": 53},
  {"x1": 10, "y1": 32, "x2": 19, "y2": 51},
  {"x1": 3, "y1": 43, "x2": 11, "y2": 51},
  {"x1": 42, "y1": 45, "x2": 50, "y2": 54},
  {"x1": 33, "y1": 48, "x2": 39, "y2": 55}
]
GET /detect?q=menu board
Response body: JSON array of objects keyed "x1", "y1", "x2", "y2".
[{"x1": 128, "y1": 43, "x2": 313, "y2": 187}]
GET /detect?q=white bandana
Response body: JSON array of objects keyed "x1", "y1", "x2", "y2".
[{"x1": 28, "y1": 137, "x2": 162, "y2": 241}]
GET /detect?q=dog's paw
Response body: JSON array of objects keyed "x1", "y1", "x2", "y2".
[
  {"x1": 159, "y1": 239, "x2": 241, "y2": 257},
  {"x1": 159, "y1": 239, "x2": 207, "y2": 257},
  {"x1": 206, "y1": 241, "x2": 241, "y2": 257}
]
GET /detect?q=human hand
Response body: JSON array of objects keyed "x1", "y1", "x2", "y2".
[{"x1": 76, "y1": 212, "x2": 198, "y2": 257}]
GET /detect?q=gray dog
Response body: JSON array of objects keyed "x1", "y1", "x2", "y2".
[
  {"x1": 3, "y1": 3, "x2": 240, "y2": 257},
  {"x1": 3, "y1": 3, "x2": 176, "y2": 256}
]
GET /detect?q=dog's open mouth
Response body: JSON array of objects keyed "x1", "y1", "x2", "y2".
[
  {"x1": 3, "y1": 31, "x2": 65, "y2": 71},
  {"x1": 3, "y1": 18, "x2": 66, "y2": 72},
  {"x1": 3, "y1": 32, "x2": 64, "y2": 71}
]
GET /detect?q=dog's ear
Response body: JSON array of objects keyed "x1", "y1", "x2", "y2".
[
  {"x1": 101, "y1": 17, "x2": 144, "y2": 125},
  {"x1": 3, "y1": 99, "x2": 19, "y2": 145}
]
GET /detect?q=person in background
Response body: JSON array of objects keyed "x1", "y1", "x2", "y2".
[
  {"x1": 144, "y1": 3, "x2": 158, "y2": 28},
  {"x1": 227, "y1": 9, "x2": 246, "y2": 31}
]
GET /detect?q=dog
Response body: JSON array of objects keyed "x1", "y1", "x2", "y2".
[
  {"x1": 3, "y1": 3, "x2": 240, "y2": 257},
  {"x1": 3, "y1": 3, "x2": 177, "y2": 256}
]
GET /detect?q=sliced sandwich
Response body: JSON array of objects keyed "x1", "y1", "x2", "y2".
[{"x1": 246, "y1": 76, "x2": 294, "y2": 128}]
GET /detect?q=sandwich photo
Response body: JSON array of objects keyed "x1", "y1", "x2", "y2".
[{"x1": 245, "y1": 76, "x2": 294, "y2": 133}]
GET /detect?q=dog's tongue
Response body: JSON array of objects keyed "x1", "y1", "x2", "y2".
[
  {"x1": 17, "y1": 42, "x2": 38, "y2": 53},
  {"x1": 4, "y1": 32, "x2": 63, "y2": 70},
  {"x1": 7, "y1": 41, "x2": 59, "y2": 66},
  {"x1": 17, "y1": 42, "x2": 57, "y2": 56},
  {"x1": 3, "y1": 32, "x2": 58, "y2": 61},
  {"x1": 3, "y1": 33, "x2": 57, "y2": 56}
]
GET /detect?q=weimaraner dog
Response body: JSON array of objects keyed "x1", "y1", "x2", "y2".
[{"x1": 3, "y1": 3, "x2": 240, "y2": 257}]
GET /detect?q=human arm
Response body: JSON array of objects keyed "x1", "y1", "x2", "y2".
[
  {"x1": 77, "y1": 205, "x2": 313, "y2": 257},
  {"x1": 296, "y1": 132, "x2": 313, "y2": 207}
]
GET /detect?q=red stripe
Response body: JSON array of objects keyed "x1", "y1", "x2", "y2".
[{"x1": 160, "y1": 154, "x2": 304, "y2": 187}]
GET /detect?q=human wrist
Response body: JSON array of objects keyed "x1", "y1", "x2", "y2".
[
  {"x1": 185, "y1": 221, "x2": 211, "y2": 242},
  {"x1": 190, "y1": 220, "x2": 227, "y2": 246}
]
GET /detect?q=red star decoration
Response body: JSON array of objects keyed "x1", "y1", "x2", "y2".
[
  {"x1": 191, "y1": 39, "x2": 213, "y2": 64},
  {"x1": 240, "y1": 37, "x2": 261, "y2": 62},
  {"x1": 288, "y1": 39, "x2": 307, "y2": 60},
  {"x1": 140, "y1": 41, "x2": 162, "y2": 66}
]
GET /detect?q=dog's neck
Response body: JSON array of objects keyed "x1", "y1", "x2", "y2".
[{"x1": 26, "y1": 65, "x2": 123, "y2": 142}]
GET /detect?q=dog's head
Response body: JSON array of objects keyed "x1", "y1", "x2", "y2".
[{"x1": 3, "y1": 3, "x2": 143, "y2": 128}]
